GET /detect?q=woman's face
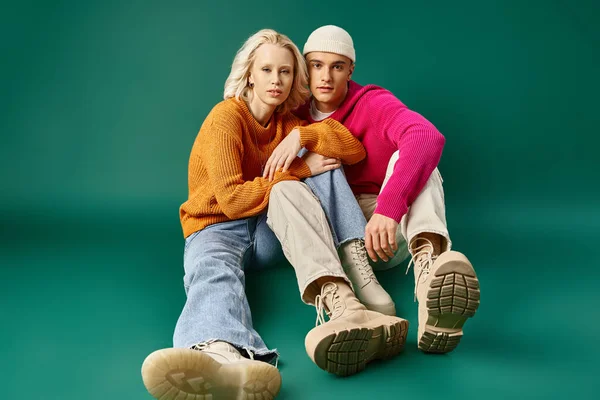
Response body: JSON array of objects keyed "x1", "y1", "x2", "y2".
[{"x1": 248, "y1": 44, "x2": 295, "y2": 111}]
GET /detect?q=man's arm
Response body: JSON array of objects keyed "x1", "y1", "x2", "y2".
[{"x1": 362, "y1": 89, "x2": 445, "y2": 262}]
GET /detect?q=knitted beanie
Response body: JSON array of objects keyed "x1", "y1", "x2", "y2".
[{"x1": 303, "y1": 25, "x2": 356, "y2": 63}]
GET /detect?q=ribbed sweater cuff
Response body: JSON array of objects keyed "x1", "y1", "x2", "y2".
[
  {"x1": 374, "y1": 202, "x2": 407, "y2": 224},
  {"x1": 287, "y1": 157, "x2": 312, "y2": 179},
  {"x1": 297, "y1": 125, "x2": 319, "y2": 149}
]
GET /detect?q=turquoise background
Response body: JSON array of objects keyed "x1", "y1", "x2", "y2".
[{"x1": 1, "y1": 0, "x2": 598, "y2": 399}]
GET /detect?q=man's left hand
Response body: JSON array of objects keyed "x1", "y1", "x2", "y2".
[{"x1": 364, "y1": 213, "x2": 399, "y2": 263}]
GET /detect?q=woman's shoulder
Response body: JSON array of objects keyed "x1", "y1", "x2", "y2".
[
  {"x1": 209, "y1": 98, "x2": 244, "y2": 118},
  {"x1": 204, "y1": 98, "x2": 247, "y2": 131}
]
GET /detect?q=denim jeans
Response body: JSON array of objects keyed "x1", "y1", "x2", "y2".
[
  {"x1": 303, "y1": 168, "x2": 367, "y2": 247},
  {"x1": 172, "y1": 176, "x2": 363, "y2": 365},
  {"x1": 308, "y1": 150, "x2": 451, "y2": 270},
  {"x1": 173, "y1": 213, "x2": 285, "y2": 365}
]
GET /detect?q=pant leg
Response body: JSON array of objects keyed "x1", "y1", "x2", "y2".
[
  {"x1": 391, "y1": 158, "x2": 451, "y2": 253},
  {"x1": 248, "y1": 212, "x2": 288, "y2": 271},
  {"x1": 303, "y1": 167, "x2": 367, "y2": 248},
  {"x1": 172, "y1": 219, "x2": 278, "y2": 364},
  {"x1": 267, "y1": 181, "x2": 353, "y2": 304},
  {"x1": 356, "y1": 193, "x2": 411, "y2": 270}
]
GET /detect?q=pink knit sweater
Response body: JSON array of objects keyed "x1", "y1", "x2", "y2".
[{"x1": 295, "y1": 81, "x2": 446, "y2": 222}]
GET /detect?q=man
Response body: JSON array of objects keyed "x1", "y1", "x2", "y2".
[{"x1": 295, "y1": 25, "x2": 481, "y2": 354}]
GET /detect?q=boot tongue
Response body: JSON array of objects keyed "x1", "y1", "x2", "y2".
[
  {"x1": 324, "y1": 281, "x2": 366, "y2": 318},
  {"x1": 321, "y1": 282, "x2": 343, "y2": 318},
  {"x1": 354, "y1": 241, "x2": 378, "y2": 284},
  {"x1": 416, "y1": 241, "x2": 435, "y2": 268}
]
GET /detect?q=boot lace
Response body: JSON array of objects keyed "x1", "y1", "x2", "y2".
[
  {"x1": 406, "y1": 238, "x2": 438, "y2": 301},
  {"x1": 190, "y1": 339, "x2": 217, "y2": 351},
  {"x1": 314, "y1": 282, "x2": 343, "y2": 326},
  {"x1": 353, "y1": 239, "x2": 378, "y2": 283}
]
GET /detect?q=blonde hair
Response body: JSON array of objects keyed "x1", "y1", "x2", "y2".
[{"x1": 224, "y1": 29, "x2": 310, "y2": 114}]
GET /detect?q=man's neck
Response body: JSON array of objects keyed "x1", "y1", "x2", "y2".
[
  {"x1": 313, "y1": 100, "x2": 339, "y2": 114},
  {"x1": 310, "y1": 100, "x2": 336, "y2": 121}
]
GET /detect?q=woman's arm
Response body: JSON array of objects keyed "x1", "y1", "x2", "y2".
[
  {"x1": 197, "y1": 119, "x2": 311, "y2": 220},
  {"x1": 262, "y1": 115, "x2": 366, "y2": 180},
  {"x1": 293, "y1": 116, "x2": 366, "y2": 165}
]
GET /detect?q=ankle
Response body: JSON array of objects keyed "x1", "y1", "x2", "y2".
[
  {"x1": 314, "y1": 276, "x2": 346, "y2": 290},
  {"x1": 411, "y1": 233, "x2": 443, "y2": 256}
]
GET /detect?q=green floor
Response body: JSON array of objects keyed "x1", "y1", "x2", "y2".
[
  {"x1": 2, "y1": 203, "x2": 597, "y2": 399},
  {"x1": 2, "y1": 0, "x2": 599, "y2": 398}
]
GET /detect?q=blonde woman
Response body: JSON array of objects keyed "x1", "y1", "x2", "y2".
[{"x1": 141, "y1": 29, "x2": 408, "y2": 400}]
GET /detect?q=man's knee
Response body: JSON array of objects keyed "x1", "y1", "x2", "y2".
[
  {"x1": 270, "y1": 180, "x2": 305, "y2": 199},
  {"x1": 432, "y1": 168, "x2": 443, "y2": 184},
  {"x1": 268, "y1": 180, "x2": 319, "y2": 223}
]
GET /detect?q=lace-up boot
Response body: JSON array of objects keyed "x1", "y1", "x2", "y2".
[
  {"x1": 141, "y1": 340, "x2": 281, "y2": 399},
  {"x1": 340, "y1": 239, "x2": 396, "y2": 315},
  {"x1": 304, "y1": 280, "x2": 408, "y2": 376},
  {"x1": 408, "y1": 237, "x2": 480, "y2": 353}
]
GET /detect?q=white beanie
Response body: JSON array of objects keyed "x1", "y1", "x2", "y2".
[{"x1": 303, "y1": 25, "x2": 355, "y2": 63}]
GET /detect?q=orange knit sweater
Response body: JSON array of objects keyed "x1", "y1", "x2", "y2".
[{"x1": 179, "y1": 98, "x2": 366, "y2": 238}]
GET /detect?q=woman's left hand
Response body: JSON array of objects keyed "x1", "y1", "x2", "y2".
[{"x1": 263, "y1": 128, "x2": 302, "y2": 181}]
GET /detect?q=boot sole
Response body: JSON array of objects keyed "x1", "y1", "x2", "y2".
[
  {"x1": 419, "y1": 251, "x2": 480, "y2": 353},
  {"x1": 310, "y1": 317, "x2": 408, "y2": 376},
  {"x1": 141, "y1": 348, "x2": 281, "y2": 400}
]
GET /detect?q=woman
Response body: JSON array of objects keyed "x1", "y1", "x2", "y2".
[{"x1": 141, "y1": 29, "x2": 408, "y2": 400}]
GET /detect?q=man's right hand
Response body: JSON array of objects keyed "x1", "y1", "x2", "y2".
[
  {"x1": 364, "y1": 213, "x2": 399, "y2": 262},
  {"x1": 302, "y1": 151, "x2": 341, "y2": 176}
]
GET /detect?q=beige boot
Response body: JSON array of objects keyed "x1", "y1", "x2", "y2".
[
  {"x1": 408, "y1": 237, "x2": 480, "y2": 353},
  {"x1": 304, "y1": 280, "x2": 408, "y2": 376},
  {"x1": 340, "y1": 239, "x2": 396, "y2": 315},
  {"x1": 141, "y1": 341, "x2": 281, "y2": 399}
]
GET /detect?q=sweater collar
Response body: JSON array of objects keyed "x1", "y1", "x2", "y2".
[{"x1": 235, "y1": 97, "x2": 275, "y2": 132}]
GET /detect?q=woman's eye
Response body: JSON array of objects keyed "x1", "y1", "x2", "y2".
[{"x1": 262, "y1": 68, "x2": 271, "y2": 72}]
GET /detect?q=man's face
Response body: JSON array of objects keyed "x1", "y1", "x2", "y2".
[{"x1": 306, "y1": 52, "x2": 354, "y2": 112}]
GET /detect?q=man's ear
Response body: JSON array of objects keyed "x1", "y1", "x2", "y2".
[{"x1": 348, "y1": 63, "x2": 355, "y2": 81}]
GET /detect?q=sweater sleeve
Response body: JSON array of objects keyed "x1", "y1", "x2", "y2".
[
  {"x1": 364, "y1": 90, "x2": 446, "y2": 222},
  {"x1": 198, "y1": 118, "x2": 303, "y2": 220},
  {"x1": 284, "y1": 114, "x2": 366, "y2": 165}
]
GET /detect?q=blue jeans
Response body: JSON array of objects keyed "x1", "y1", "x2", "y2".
[
  {"x1": 173, "y1": 170, "x2": 365, "y2": 365},
  {"x1": 173, "y1": 213, "x2": 285, "y2": 364},
  {"x1": 303, "y1": 167, "x2": 367, "y2": 247}
]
